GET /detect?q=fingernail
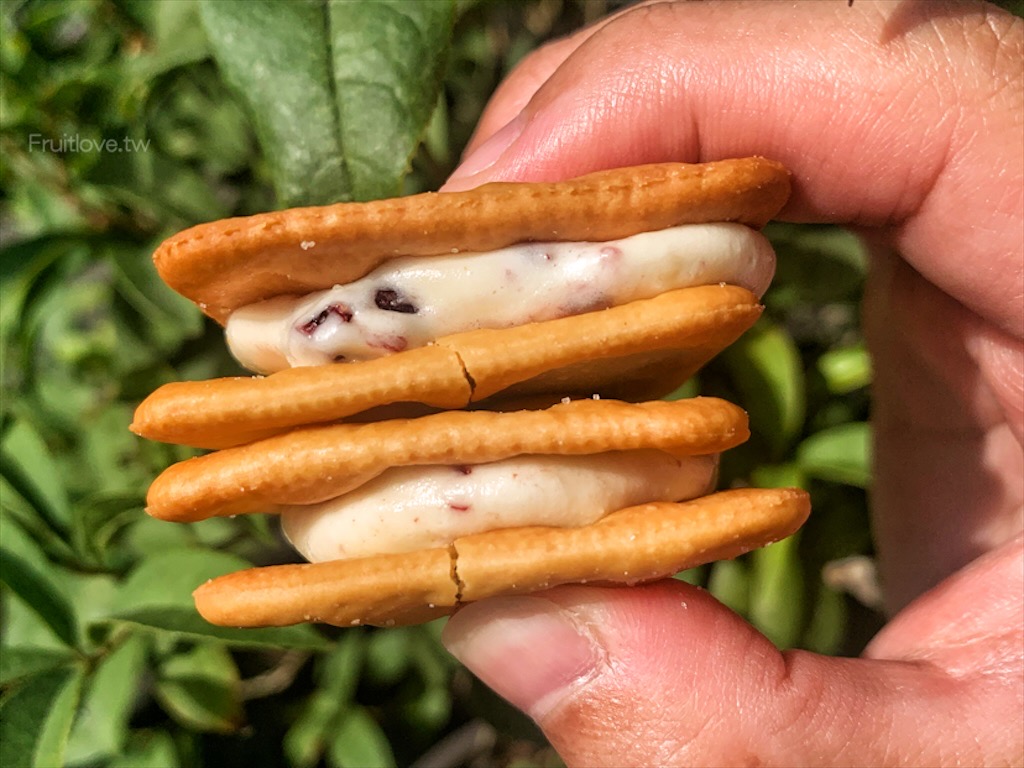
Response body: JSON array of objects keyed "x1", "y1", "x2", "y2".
[
  {"x1": 442, "y1": 596, "x2": 600, "y2": 719},
  {"x1": 443, "y1": 114, "x2": 525, "y2": 191}
]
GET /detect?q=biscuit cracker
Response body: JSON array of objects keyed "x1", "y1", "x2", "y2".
[
  {"x1": 192, "y1": 487, "x2": 810, "y2": 628},
  {"x1": 146, "y1": 397, "x2": 750, "y2": 523},
  {"x1": 132, "y1": 285, "x2": 761, "y2": 449},
  {"x1": 156, "y1": 159, "x2": 790, "y2": 324}
]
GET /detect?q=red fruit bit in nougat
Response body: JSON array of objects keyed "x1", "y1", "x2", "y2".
[{"x1": 297, "y1": 304, "x2": 352, "y2": 335}]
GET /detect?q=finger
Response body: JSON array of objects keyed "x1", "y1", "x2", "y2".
[
  {"x1": 459, "y1": 36, "x2": 582, "y2": 162},
  {"x1": 444, "y1": 544, "x2": 1023, "y2": 767},
  {"x1": 454, "y1": 3, "x2": 644, "y2": 169},
  {"x1": 444, "y1": 0, "x2": 1023, "y2": 337},
  {"x1": 865, "y1": 244, "x2": 1024, "y2": 609}
]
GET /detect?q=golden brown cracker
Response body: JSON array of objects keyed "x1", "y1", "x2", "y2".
[
  {"x1": 146, "y1": 397, "x2": 750, "y2": 523},
  {"x1": 193, "y1": 547, "x2": 456, "y2": 628},
  {"x1": 192, "y1": 487, "x2": 810, "y2": 628},
  {"x1": 131, "y1": 345, "x2": 471, "y2": 449},
  {"x1": 131, "y1": 285, "x2": 760, "y2": 449},
  {"x1": 448, "y1": 284, "x2": 761, "y2": 402},
  {"x1": 155, "y1": 159, "x2": 789, "y2": 323},
  {"x1": 457, "y1": 487, "x2": 810, "y2": 600}
]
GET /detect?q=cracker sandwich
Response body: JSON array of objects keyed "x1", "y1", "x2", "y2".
[{"x1": 132, "y1": 159, "x2": 810, "y2": 628}]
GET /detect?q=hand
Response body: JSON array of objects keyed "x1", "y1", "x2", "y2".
[{"x1": 439, "y1": 2, "x2": 1024, "y2": 765}]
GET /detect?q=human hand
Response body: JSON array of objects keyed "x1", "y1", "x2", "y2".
[{"x1": 439, "y1": 2, "x2": 1023, "y2": 765}]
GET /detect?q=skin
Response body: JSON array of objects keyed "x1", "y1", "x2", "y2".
[{"x1": 439, "y1": 2, "x2": 1024, "y2": 765}]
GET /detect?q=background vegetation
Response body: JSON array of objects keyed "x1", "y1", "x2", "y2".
[{"x1": 6, "y1": 0, "x2": 1014, "y2": 766}]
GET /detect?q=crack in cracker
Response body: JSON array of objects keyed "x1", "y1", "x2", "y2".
[
  {"x1": 449, "y1": 348, "x2": 477, "y2": 397},
  {"x1": 448, "y1": 543, "x2": 465, "y2": 605}
]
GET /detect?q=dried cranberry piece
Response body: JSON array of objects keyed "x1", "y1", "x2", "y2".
[
  {"x1": 374, "y1": 288, "x2": 417, "y2": 314},
  {"x1": 297, "y1": 304, "x2": 352, "y2": 335}
]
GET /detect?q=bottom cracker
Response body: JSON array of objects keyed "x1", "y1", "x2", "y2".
[{"x1": 193, "y1": 487, "x2": 810, "y2": 628}]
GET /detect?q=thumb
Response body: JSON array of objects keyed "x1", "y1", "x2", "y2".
[{"x1": 442, "y1": 539, "x2": 1023, "y2": 767}]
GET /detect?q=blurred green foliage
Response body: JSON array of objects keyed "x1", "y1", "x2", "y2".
[{"x1": 10, "y1": 0, "x2": 1016, "y2": 765}]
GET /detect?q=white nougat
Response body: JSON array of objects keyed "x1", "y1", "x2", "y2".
[
  {"x1": 226, "y1": 223, "x2": 775, "y2": 373},
  {"x1": 281, "y1": 450, "x2": 718, "y2": 562}
]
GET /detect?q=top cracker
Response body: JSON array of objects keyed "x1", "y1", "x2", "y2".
[{"x1": 155, "y1": 158, "x2": 790, "y2": 324}]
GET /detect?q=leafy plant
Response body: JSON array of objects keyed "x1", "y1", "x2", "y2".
[{"x1": 11, "y1": 0, "x2": 1001, "y2": 764}]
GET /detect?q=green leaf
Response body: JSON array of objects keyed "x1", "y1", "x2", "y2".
[
  {"x1": 723, "y1": 319, "x2": 805, "y2": 457},
  {"x1": 797, "y1": 422, "x2": 873, "y2": 488},
  {"x1": 285, "y1": 689, "x2": 342, "y2": 768},
  {"x1": 65, "y1": 633, "x2": 148, "y2": 765},
  {"x1": 154, "y1": 642, "x2": 244, "y2": 733},
  {"x1": 107, "y1": 240, "x2": 203, "y2": 354},
  {"x1": 766, "y1": 224, "x2": 867, "y2": 308},
  {"x1": 284, "y1": 630, "x2": 364, "y2": 768},
  {"x1": 400, "y1": 683, "x2": 451, "y2": 735},
  {"x1": 802, "y1": 585, "x2": 847, "y2": 655},
  {"x1": 365, "y1": 627, "x2": 411, "y2": 685},
  {"x1": 750, "y1": 462, "x2": 807, "y2": 491},
  {"x1": 0, "y1": 665, "x2": 85, "y2": 768},
  {"x1": 818, "y1": 343, "x2": 872, "y2": 394},
  {"x1": 198, "y1": 0, "x2": 456, "y2": 205},
  {"x1": 108, "y1": 730, "x2": 180, "y2": 768},
  {"x1": 121, "y1": 0, "x2": 210, "y2": 81},
  {"x1": 319, "y1": 629, "x2": 365, "y2": 698},
  {"x1": 0, "y1": 417, "x2": 71, "y2": 531},
  {"x1": 328, "y1": 706, "x2": 396, "y2": 768},
  {"x1": 673, "y1": 565, "x2": 705, "y2": 586},
  {"x1": 1, "y1": 486, "x2": 80, "y2": 570},
  {"x1": 0, "y1": 647, "x2": 76, "y2": 687},
  {"x1": 108, "y1": 606, "x2": 330, "y2": 650},
  {"x1": 706, "y1": 559, "x2": 750, "y2": 616},
  {"x1": 116, "y1": 546, "x2": 253, "y2": 611},
  {"x1": 749, "y1": 533, "x2": 805, "y2": 650},
  {"x1": 70, "y1": 492, "x2": 144, "y2": 567},
  {"x1": 63, "y1": 634, "x2": 146, "y2": 765},
  {"x1": 0, "y1": 545, "x2": 79, "y2": 648}
]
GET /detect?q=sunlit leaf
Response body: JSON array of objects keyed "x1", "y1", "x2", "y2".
[
  {"x1": 116, "y1": 547, "x2": 253, "y2": 610},
  {"x1": 328, "y1": 706, "x2": 396, "y2": 768},
  {"x1": 723, "y1": 319, "x2": 805, "y2": 458},
  {"x1": 108, "y1": 730, "x2": 180, "y2": 768},
  {"x1": 802, "y1": 585, "x2": 847, "y2": 655},
  {"x1": 797, "y1": 422, "x2": 873, "y2": 488},
  {"x1": 750, "y1": 462, "x2": 807, "y2": 491},
  {"x1": 65, "y1": 632, "x2": 148, "y2": 765},
  {"x1": 199, "y1": 0, "x2": 456, "y2": 205},
  {"x1": 749, "y1": 533, "x2": 805, "y2": 649},
  {"x1": 818, "y1": 343, "x2": 872, "y2": 394},
  {"x1": 707, "y1": 559, "x2": 750, "y2": 615}
]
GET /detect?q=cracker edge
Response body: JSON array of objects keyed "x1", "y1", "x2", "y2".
[
  {"x1": 145, "y1": 397, "x2": 751, "y2": 523},
  {"x1": 192, "y1": 487, "x2": 810, "y2": 628},
  {"x1": 155, "y1": 159, "x2": 791, "y2": 323},
  {"x1": 130, "y1": 284, "x2": 761, "y2": 449}
]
